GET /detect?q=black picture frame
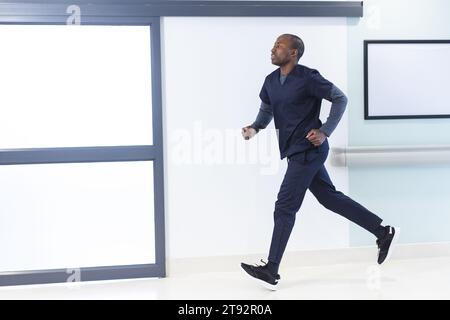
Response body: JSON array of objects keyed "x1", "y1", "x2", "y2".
[{"x1": 364, "y1": 40, "x2": 450, "y2": 120}]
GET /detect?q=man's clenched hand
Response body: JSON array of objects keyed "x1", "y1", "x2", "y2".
[
  {"x1": 242, "y1": 126, "x2": 257, "y2": 140},
  {"x1": 306, "y1": 129, "x2": 326, "y2": 146}
]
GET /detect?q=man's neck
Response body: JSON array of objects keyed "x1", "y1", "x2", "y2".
[{"x1": 280, "y1": 63, "x2": 297, "y2": 76}]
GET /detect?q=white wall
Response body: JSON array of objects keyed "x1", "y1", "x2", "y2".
[{"x1": 162, "y1": 17, "x2": 350, "y2": 260}]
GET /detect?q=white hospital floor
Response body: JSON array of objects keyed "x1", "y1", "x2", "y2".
[{"x1": 0, "y1": 256, "x2": 450, "y2": 299}]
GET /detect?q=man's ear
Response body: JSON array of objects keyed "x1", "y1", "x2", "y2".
[{"x1": 291, "y1": 49, "x2": 298, "y2": 59}]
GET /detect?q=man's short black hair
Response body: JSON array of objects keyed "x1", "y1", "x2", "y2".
[{"x1": 281, "y1": 34, "x2": 305, "y2": 62}]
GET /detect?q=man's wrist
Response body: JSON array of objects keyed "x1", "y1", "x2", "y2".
[
  {"x1": 249, "y1": 125, "x2": 260, "y2": 133},
  {"x1": 318, "y1": 127, "x2": 330, "y2": 137}
]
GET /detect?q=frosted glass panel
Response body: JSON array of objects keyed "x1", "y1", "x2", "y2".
[
  {"x1": 0, "y1": 161, "x2": 155, "y2": 271},
  {"x1": 0, "y1": 25, "x2": 153, "y2": 148}
]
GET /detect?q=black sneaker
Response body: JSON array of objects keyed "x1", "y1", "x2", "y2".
[
  {"x1": 240, "y1": 259, "x2": 280, "y2": 290},
  {"x1": 377, "y1": 226, "x2": 400, "y2": 264}
]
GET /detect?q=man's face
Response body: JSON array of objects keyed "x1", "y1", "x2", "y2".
[{"x1": 271, "y1": 36, "x2": 296, "y2": 66}]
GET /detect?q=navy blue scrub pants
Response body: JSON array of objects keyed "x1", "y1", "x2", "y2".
[{"x1": 268, "y1": 146, "x2": 383, "y2": 265}]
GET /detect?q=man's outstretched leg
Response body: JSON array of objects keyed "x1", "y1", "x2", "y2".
[
  {"x1": 308, "y1": 165, "x2": 400, "y2": 264},
  {"x1": 241, "y1": 150, "x2": 327, "y2": 290}
]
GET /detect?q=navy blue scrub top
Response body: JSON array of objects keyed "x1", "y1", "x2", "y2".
[{"x1": 259, "y1": 64, "x2": 334, "y2": 159}]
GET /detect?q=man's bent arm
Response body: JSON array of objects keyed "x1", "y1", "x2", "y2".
[
  {"x1": 250, "y1": 101, "x2": 273, "y2": 133},
  {"x1": 319, "y1": 85, "x2": 348, "y2": 137}
]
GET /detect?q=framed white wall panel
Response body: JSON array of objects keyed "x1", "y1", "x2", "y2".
[{"x1": 364, "y1": 40, "x2": 450, "y2": 119}]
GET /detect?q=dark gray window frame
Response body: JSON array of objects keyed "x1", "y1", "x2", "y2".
[
  {"x1": 0, "y1": 15, "x2": 165, "y2": 287},
  {"x1": 0, "y1": 1, "x2": 362, "y2": 287}
]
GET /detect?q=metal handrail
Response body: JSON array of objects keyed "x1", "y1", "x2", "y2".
[{"x1": 330, "y1": 145, "x2": 450, "y2": 166}]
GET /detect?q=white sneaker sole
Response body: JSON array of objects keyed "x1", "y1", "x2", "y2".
[
  {"x1": 381, "y1": 227, "x2": 401, "y2": 264},
  {"x1": 241, "y1": 267, "x2": 278, "y2": 291}
]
